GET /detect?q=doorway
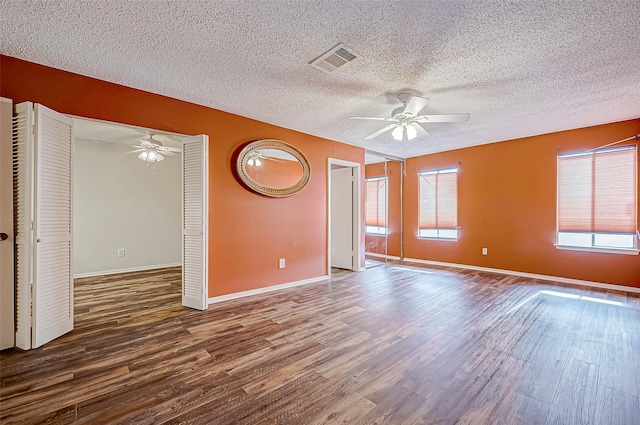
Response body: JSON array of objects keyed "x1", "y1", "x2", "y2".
[
  {"x1": 72, "y1": 118, "x2": 183, "y2": 278},
  {"x1": 11, "y1": 102, "x2": 209, "y2": 349},
  {"x1": 71, "y1": 117, "x2": 209, "y2": 311},
  {"x1": 327, "y1": 158, "x2": 361, "y2": 275}
]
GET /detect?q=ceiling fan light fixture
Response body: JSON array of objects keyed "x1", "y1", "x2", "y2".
[
  {"x1": 137, "y1": 147, "x2": 164, "y2": 163},
  {"x1": 247, "y1": 153, "x2": 262, "y2": 167},
  {"x1": 406, "y1": 124, "x2": 418, "y2": 140},
  {"x1": 392, "y1": 126, "x2": 404, "y2": 141}
]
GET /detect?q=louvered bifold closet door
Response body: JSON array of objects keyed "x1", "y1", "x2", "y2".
[
  {"x1": 182, "y1": 135, "x2": 208, "y2": 310},
  {"x1": 13, "y1": 102, "x2": 34, "y2": 350},
  {"x1": 32, "y1": 104, "x2": 74, "y2": 348}
]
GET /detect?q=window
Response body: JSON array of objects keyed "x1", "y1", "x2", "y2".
[
  {"x1": 365, "y1": 177, "x2": 387, "y2": 235},
  {"x1": 557, "y1": 145, "x2": 637, "y2": 252},
  {"x1": 418, "y1": 168, "x2": 458, "y2": 239}
]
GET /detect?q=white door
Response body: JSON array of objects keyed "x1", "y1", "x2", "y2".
[
  {"x1": 13, "y1": 102, "x2": 74, "y2": 349},
  {"x1": 0, "y1": 98, "x2": 14, "y2": 350},
  {"x1": 181, "y1": 135, "x2": 209, "y2": 310},
  {"x1": 331, "y1": 167, "x2": 354, "y2": 270}
]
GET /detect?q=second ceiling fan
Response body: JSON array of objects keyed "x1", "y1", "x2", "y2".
[
  {"x1": 128, "y1": 134, "x2": 181, "y2": 163},
  {"x1": 349, "y1": 94, "x2": 470, "y2": 141}
]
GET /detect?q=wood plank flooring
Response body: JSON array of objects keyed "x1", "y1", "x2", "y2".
[{"x1": 1, "y1": 263, "x2": 640, "y2": 424}]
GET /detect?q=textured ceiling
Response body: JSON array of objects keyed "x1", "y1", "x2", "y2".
[{"x1": 1, "y1": 0, "x2": 639, "y2": 158}]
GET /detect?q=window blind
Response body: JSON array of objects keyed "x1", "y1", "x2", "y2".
[
  {"x1": 558, "y1": 145, "x2": 637, "y2": 233},
  {"x1": 419, "y1": 169, "x2": 457, "y2": 229},
  {"x1": 365, "y1": 177, "x2": 386, "y2": 227}
]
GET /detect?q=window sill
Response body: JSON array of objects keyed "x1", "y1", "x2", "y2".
[
  {"x1": 417, "y1": 237, "x2": 458, "y2": 242},
  {"x1": 366, "y1": 233, "x2": 387, "y2": 237},
  {"x1": 554, "y1": 245, "x2": 639, "y2": 256}
]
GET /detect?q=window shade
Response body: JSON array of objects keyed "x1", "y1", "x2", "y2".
[
  {"x1": 419, "y1": 169, "x2": 458, "y2": 229},
  {"x1": 558, "y1": 146, "x2": 637, "y2": 233},
  {"x1": 365, "y1": 178, "x2": 386, "y2": 227}
]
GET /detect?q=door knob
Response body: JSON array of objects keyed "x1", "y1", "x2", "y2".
[{"x1": 0, "y1": 233, "x2": 7, "y2": 241}]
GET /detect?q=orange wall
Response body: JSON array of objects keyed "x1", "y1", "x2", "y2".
[
  {"x1": 404, "y1": 119, "x2": 640, "y2": 288},
  {"x1": 0, "y1": 55, "x2": 364, "y2": 297},
  {"x1": 365, "y1": 161, "x2": 402, "y2": 257}
]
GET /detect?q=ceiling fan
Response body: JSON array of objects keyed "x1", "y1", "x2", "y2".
[
  {"x1": 246, "y1": 151, "x2": 284, "y2": 167},
  {"x1": 128, "y1": 135, "x2": 181, "y2": 164},
  {"x1": 349, "y1": 94, "x2": 470, "y2": 141}
]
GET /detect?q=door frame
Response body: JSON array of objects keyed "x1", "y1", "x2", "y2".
[
  {"x1": 327, "y1": 158, "x2": 362, "y2": 276},
  {"x1": 66, "y1": 115, "x2": 209, "y2": 309},
  {"x1": 65, "y1": 114, "x2": 209, "y2": 304},
  {"x1": 10, "y1": 105, "x2": 209, "y2": 349}
]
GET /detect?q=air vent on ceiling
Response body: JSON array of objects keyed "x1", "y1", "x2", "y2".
[{"x1": 309, "y1": 43, "x2": 361, "y2": 73}]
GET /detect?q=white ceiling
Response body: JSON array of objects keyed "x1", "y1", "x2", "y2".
[{"x1": 2, "y1": 1, "x2": 639, "y2": 158}]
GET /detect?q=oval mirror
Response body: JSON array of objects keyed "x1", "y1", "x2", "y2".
[{"x1": 236, "y1": 139, "x2": 311, "y2": 197}]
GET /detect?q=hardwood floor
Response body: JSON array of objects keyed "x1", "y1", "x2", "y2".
[{"x1": 1, "y1": 263, "x2": 639, "y2": 424}]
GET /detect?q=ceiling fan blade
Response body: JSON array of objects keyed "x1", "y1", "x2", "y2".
[
  {"x1": 126, "y1": 149, "x2": 146, "y2": 154},
  {"x1": 348, "y1": 116, "x2": 392, "y2": 121},
  {"x1": 403, "y1": 96, "x2": 430, "y2": 116},
  {"x1": 262, "y1": 156, "x2": 285, "y2": 163},
  {"x1": 414, "y1": 123, "x2": 431, "y2": 137},
  {"x1": 158, "y1": 150, "x2": 178, "y2": 157},
  {"x1": 364, "y1": 124, "x2": 398, "y2": 140},
  {"x1": 152, "y1": 134, "x2": 182, "y2": 144},
  {"x1": 163, "y1": 146, "x2": 182, "y2": 153},
  {"x1": 415, "y1": 113, "x2": 470, "y2": 123}
]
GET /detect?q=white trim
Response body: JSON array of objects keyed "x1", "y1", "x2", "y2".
[
  {"x1": 328, "y1": 158, "x2": 363, "y2": 276},
  {"x1": 416, "y1": 236, "x2": 459, "y2": 242},
  {"x1": 555, "y1": 245, "x2": 639, "y2": 256},
  {"x1": 403, "y1": 257, "x2": 640, "y2": 294},
  {"x1": 207, "y1": 275, "x2": 329, "y2": 305},
  {"x1": 73, "y1": 262, "x2": 181, "y2": 279},
  {"x1": 0, "y1": 97, "x2": 12, "y2": 104},
  {"x1": 365, "y1": 252, "x2": 401, "y2": 260},
  {"x1": 67, "y1": 114, "x2": 190, "y2": 140}
]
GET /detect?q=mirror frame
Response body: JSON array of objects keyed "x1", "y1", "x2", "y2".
[{"x1": 236, "y1": 139, "x2": 311, "y2": 197}]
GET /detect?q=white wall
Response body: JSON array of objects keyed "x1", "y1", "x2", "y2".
[{"x1": 73, "y1": 139, "x2": 182, "y2": 277}]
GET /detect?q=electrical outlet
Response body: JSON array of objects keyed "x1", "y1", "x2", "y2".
[
  {"x1": 117, "y1": 248, "x2": 125, "y2": 257},
  {"x1": 279, "y1": 258, "x2": 285, "y2": 269},
  {"x1": 482, "y1": 248, "x2": 488, "y2": 255}
]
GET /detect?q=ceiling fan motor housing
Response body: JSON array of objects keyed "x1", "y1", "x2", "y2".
[{"x1": 391, "y1": 106, "x2": 407, "y2": 118}]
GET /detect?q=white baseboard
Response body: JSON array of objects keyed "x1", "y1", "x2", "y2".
[
  {"x1": 366, "y1": 252, "x2": 401, "y2": 260},
  {"x1": 73, "y1": 262, "x2": 181, "y2": 279},
  {"x1": 208, "y1": 275, "x2": 329, "y2": 305},
  {"x1": 402, "y1": 257, "x2": 640, "y2": 294}
]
